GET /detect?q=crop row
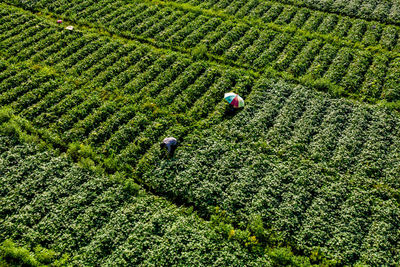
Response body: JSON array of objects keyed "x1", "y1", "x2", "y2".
[
  {"x1": 5, "y1": 0, "x2": 400, "y2": 66},
  {"x1": 0, "y1": 6, "x2": 398, "y2": 182},
  {"x1": 168, "y1": 0, "x2": 400, "y2": 51},
  {"x1": 271, "y1": 0, "x2": 400, "y2": 26},
  {"x1": 142, "y1": 78, "x2": 400, "y2": 265},
  {"x1": 4, "y1": 1, "x2": 400, "y2": 103},
  {"x1": 0, "y1": 69, "x2": 56, "y2": 107},
  {"x1": 0, "y1": 10, "x2": 255, "y2": 173},
  {"x1": 180, "y1": 0, "x2": 400, "y2": 26},
  {"x1": 2, "y1": 0, "x2": 399, "y2": 197},
  {"x1": 1, "y1": 5, "x2": 399, "y2": 265},
  {"x1": 0, "y1": 136, "x2": 271, "y2": 265}
]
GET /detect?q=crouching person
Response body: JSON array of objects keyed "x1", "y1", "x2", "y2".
[{"x1": 160, "y1": 137, "x2": 177, "y2": 158}]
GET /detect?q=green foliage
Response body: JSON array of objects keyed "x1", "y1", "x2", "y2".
[
  {"x1": 0, "y1": 239, "x2": 40, "y2": 267},
  {"x1": 5, "y1": 0, "x2": 400, "y2": 105},
  {"x1": 0, "y1": 239, "x2": 69, "y2": 267},
  {"x1": 33, "y1": 246, "x2": 57, "y2": 265},
  {"x1": 67, "y1": 142, "x2": 97, "y2": 162},
  {"x1": 1, "y1": 1, "x2": 400, "y2": 266},
  {"x1": 191, "y1": 44, "x2": 208, "y2": 60},
  {"x1": 0, "y1": 136, "x2": 272, "y2": 265},
  {"x1": 123, "y1": 178, "x2": 141, "y2": 196},
  {"x1": 268, "y1": 247, "x2": 312, "y2": 267},
  {"x1": 143, "y1": 79, "x2": 400, "y2": 265},
  {"x1": 0, "y1": 107, "x2": 13, "y2": 124},
  {"x1": 247, "y1": 214, "x2": 271, "y2": 244},
  {"x1": 210, "y1": 207, "x2": 260, "y2": 251}
]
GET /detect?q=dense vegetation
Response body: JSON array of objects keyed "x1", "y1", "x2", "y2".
[
  {"x1": 144, "y1": 78, "x2": 400, "y2": 265},
  {"x1": 1, "y1": 0, "x2": 400, "y2": 265},
  {"x1": 271, "y1": 0, "x2": 400, "y2": 25},
  {"x1": 5, "y1": 0, "x2": 400, "y2": 105},
  {"x1": 0, "y1": 135, "x2": 275, "y2": 266}
]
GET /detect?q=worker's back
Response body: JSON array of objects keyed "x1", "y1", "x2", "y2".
[{"x1": 161, "y1": 137, "x2": 177, "y2": 157}]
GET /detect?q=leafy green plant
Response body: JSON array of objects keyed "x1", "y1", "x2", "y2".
[{"x1": 0, "y1": 239, "x2": 69, "y2": 267}]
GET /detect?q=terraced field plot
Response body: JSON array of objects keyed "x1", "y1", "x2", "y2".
[{"x1": 0, "y1": 0, "x2": 400, "y2": 265}]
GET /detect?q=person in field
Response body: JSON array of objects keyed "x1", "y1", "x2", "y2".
[
  {"x1": 224, "y1": 92, "x2": 244, "y2": 114},
  {"x1": 160, "y1": 137, "x2": 177, "y2": 158}
]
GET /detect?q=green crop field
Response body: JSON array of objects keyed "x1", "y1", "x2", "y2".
[{"x1": 0, "y1": 0, "x2": 399, "y2": 265}]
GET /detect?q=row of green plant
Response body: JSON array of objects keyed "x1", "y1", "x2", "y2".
[
  {"x1": 157, "y1": 0, "x2": 400, "y2": 53},
  {"x1": 140, "y1": 77, "x2": 400, "y2": 265},
  {"x1": 0, "y1": 5, "x2": 399, "y2": 265},
  {"x1": 179, "y1": 0, "x2": 400, "y2": 28},
  {"x1": 0, "y1": 239, "x2": 69, "y2": 267},
  {"x1": 4, "y1": 0, "x2": 400, "y2": 104},
  {"x1": 0, "y1": 35, "x2": 330, "y2": 267},
  {"x1": 1, "y1": 2, "x2": 399, "y2": 184},
  {"x1": 268, "y1": 0, "x2": 400, "y2": 25},
  {"x1": 3, "y1": 37, "x2": 252, "y2": 191},
  {"x1": 2, "y1": 68, "x2": 396, "y2": 265},
  {"x1": 0, "y1": 117, "x2": 327, "y2": 266},
  {"x1": 1, "y1": 3, "x2": 399, "y2": 192},
  {"x1": 0, "y1": 4, "x2": 261, "y2": 165}
]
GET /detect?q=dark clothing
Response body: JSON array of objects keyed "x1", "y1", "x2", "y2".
[
  {"x1": 225, "y1": 105, "x2": 237, "y2": 116},
  {"x1": 161, "y1": 137, "x2": 177, "y2": 156}
]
